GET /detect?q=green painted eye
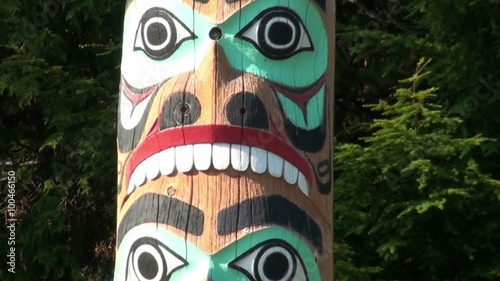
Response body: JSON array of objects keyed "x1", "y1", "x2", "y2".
[
  {"x1": 134, "y1": 8, "x2": 196, "y2": 60},
  {"x1": 236, "y1": 7, "x2": 314, "y2": 60},
  {"x1": 229, "y1": 239, "x2": 309, "y2": 281},
  {"x1": 126, "y1": 237, "x2": 188, "y2": 281}
]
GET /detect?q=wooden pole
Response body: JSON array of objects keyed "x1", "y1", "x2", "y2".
[{"x1": 115, "y1": 0, "x2": 334, "y2": 280}]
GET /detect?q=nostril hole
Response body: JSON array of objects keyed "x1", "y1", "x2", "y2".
[
  {"x1": 240, "y1": 108, "x2": 247, "y2": 115},
  {"x1": 180, "y1": 105, "x2": 188, "y2": 113},
  {"x1": 209, "y1": 27, "x2": 222, "y2": 40}
]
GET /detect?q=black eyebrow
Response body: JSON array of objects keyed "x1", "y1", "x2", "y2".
[
  {"x1": 117, "y1": 193, "x2": 204, "y2": 246},
  {"x1": 217, "y1": 195, "x2": 323, "y2": 253}
]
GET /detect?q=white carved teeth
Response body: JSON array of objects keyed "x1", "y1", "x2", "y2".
[
  {"x1": 212, "y1": 143, "x2": 231, "y2": 170},
  {"x1": 231, "y1": 144, "x2": 250, "y2": 171},
  {"x1": 175, "y1": 145, "x2": 193, "y2": 173},
  {"x1": 127, "y1": 143, "x2": 310, "y2": 196}
]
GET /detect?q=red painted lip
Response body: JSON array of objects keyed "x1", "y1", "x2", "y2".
[{"x1": 124, "y1": 124, "x2": 313, "y2": 191}]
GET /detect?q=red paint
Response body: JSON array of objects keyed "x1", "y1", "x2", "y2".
[
  {"x1": 272, "y1": 75, "x2": 325, "y2": 111},
  {"x1": 121, "y1": 79, "x2": 158, "y2": 106},
  {"x1": 124, "y1": 125, "x2": 313, "y2": 190}
]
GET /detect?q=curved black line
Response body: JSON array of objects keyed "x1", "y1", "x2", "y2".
[
  {"x1": 117, "y1": 193, "x2": 204, "y2": 247},
  {"x1": 217, "y1": 195, "x2": 323, "y2": 253}
]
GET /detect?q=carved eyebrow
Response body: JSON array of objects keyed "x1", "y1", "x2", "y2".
[
  {"x1": 117, "y1": 193, "x2": 204, "y2": 246},
  {"x1": 217, "y1": 195, "x2": 323, "y2": 253}
]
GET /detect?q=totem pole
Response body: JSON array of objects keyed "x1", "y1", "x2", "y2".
[{"x1": 115, "y1": 0, "x2": 334, "y2": 280}]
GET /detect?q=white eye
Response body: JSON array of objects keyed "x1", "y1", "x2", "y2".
[
  {"x1": 236, "y1": 7, "x2": 313, "y2": 60},
  {"x1": 126, "y1": 238, "x2": 187, "y2": 281},
  {"x1": 134, "y1": 8, "x2": 196, "y2": 60},
  {"x1": 229, "y1": 240, "x2": 309, "y2": 281}
]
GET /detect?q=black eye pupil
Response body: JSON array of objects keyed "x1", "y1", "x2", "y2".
[
  {"x1": 137, "y1": 252, "x2": 159, "y2": 279},
  {"x1": 269, "y1": 22, "x2": 293, "y2": 46},
  {"x1": 147, "y1": 22, "x2": 169, "y2": 46},
  {"x1": 263, "y1": 252, "x2": 289, "y2": 280}
]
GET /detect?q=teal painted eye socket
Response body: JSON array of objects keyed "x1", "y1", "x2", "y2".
[
  {"x1": 134, "y1": 8, "x2": 196, "y2": 60},
  {"x1": 229, "y1": 239, "x2": 309, "y2": 281},
  {"x1": 236, "y1": 7, "x2": 314, "y2": 60},
  {"x1": 126, "y1": 237, "x2": 188, "y2": 281}
]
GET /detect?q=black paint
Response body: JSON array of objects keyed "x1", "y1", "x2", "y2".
[
  {"x1": 236, "y1": 7, "x2": 314, "y2": 60},
  {"x1": 274, "y1": 89, "x2": 327, "y2": 153},
  {"x1": 117, "y1": 193, "x2": 204, "y2": 246},
  {"x1": 160, "y1": 92, "x2": 201, "y2": 130},
  {"x1": 226, "y1": 92, "x2": 269, "y2": 130},
  {"x1": 137, "y1": 252, "x2": 158, "y2": 279},
  {"x1": 209, "y1": 27, "x2": 223, "y2": 40},
  {"x1": 127, "y1": 237, "x2": 187, "y2": 280},
  {"x1": 134, "y1": 8, "x2": 196, "y2": 60},
  {"x1": 263, "y1": 251, "x2": 290, "y2": 279},
  {"x1": 317, "y1": 159, "x2": 330, "y2": 177},
  {"x1": 268, "y1": 21, "x2": 293, "y2": 46},
  {"x1": 311, "y1": 157, "x2": 332, "y2": 195},
  {"x1": 229, "y1": 239, "x2": 308, "y2": 281},
  {"x1": 217, "y1": 195, "x2": 323, "y2": 253}
]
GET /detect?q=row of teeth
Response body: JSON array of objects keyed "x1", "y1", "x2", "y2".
[{"x1": 127, "y1": 143, "x2": 309, "y2": 196}]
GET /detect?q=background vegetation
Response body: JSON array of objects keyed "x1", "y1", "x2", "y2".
[{"x1": 1, "y1": 0, "x2": 499, "y2": 280}]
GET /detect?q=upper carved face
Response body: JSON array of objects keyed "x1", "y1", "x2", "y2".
[{"x1": 116, "y1": 0, "x2": 333, "y2": 280}]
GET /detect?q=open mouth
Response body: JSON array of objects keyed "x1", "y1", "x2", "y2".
[{"x1": 124, "y1": 125, "x2": 313, "y2": 201}]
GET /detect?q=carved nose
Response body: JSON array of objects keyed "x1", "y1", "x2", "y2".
[
  {"x1": 226, "y1": 92, "x2": 269, "y2": 130},
  {"x1": 160, "y1": 92, "x2": 201, "y2": 130}
]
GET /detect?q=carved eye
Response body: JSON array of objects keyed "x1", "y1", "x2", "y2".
[
  {"x1": 126, "y1": 237, "x2": 187, "y2": 281},
  {"x1": 236, "y1": 7, "x2": 314, "y2": 60},
  {"x1": 134, "y1": 8, "x2": 196, "y2": 60},
  {"x1": 229, "y1": 240, "x2": 309, "y2": 281}
]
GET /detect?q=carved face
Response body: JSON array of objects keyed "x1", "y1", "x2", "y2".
[{"x1": 115, "y1": 0, "x2": 334, "y2": 280}]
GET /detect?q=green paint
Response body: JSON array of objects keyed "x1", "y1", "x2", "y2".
[
  {"x1": 122, "y1": 0, "x2": 328, "y2": 88},
  {"x1": 114, "y1": 224, "x2": 321, "y2": 280},
  {"x1": 219, "y1": 0, "x2": 328, "y2": 87},
  {"x1": 276, "y1": 85, "x2": 325, "y2": 130}
]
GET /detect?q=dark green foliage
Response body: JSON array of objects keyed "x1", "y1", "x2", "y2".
[
  {"x1": 335, "y1": 60, "x2": 500, "y2": 280},
  {"x1": 335, "y1": 0, "x2": 500, "y2": 279},
  {"x1": 0, "y1": 0, "x2": 123, "y2": 279}
]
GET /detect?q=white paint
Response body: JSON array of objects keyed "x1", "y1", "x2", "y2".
[
  {"x1": 119, "y1": 93, "x2": 153, "y2": 130},
  {"x1": 145, "y1": 153, "x2": 161, "y2": 180},
  {"x1": 283, "y1": 160, "x2": 299, "y2": 185},
  {"x1": 250, "y1": 147, "x2": 267, "y2": 174},
  {"x1": 231, "y1": 144, "x2": 250, "y2": 171},
  {"x1": 193, "y1": 143, "x2": 212, "y2": 171},
  {"x1": 159, "y1": 147, "x2": 175, "y2": 176},
  {"x1": 127, "y1": 143, "x2": 310, "y2": 197},
  {"x1": 267, "y1": 151, "x2": 284, "y2": 178},
  {"x1": 212, "y1": 143, "x2": 231, "y2": 170},
  {"x1": 297, "y1": 172, "x2": 309, "y2": 196},
  {"x1": 175, "y1": 145, "x2": 194, "y2": 173}
]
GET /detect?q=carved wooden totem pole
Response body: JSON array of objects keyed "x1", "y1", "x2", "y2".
[{"x1": 115, "y1": 0, "x2": 334, "y2": 280}]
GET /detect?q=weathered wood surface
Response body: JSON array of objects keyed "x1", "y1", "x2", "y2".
[{"x1": 115, "y1": 0, "x2": 334, "y2": 280}]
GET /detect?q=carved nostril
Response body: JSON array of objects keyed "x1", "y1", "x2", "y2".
[
  {"x1": 209, "y1": 27, "x2": 222, "y2": 40},
  {"x1": 161, "y1": 92, "x2": 201, "y2": 130},
  {"x1": 226, "y1": 92, "x2": 269, "y2": 130}
]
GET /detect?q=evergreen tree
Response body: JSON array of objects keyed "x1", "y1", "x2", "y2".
[
  {"x1": 0, "y1": 1, "x2": 123, "y2": 279},
  {"x1": 334, "y1": 60, "x2": 500, "y2": 280}
]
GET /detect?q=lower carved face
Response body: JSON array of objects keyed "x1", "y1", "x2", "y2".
[{"x1": 116, "y1": 0, "x2": 333, "y2": 280}]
